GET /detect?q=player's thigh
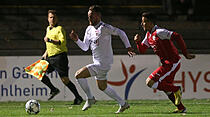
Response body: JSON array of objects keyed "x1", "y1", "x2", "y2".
[
  {"x1": 149, "y1": 64, "x2": 172, "y2": 82},
  {"x1": 48, "y1": 52, "x2": 69, "y2": 77},
  {"x1": 95, "y1": 69, "x2": 109, "y2": 90},
  {"x1": 45, "y1": 64, "x2": 55, "y2": 74},
  {"x1": 148, "y1": 62, "x2": 180, "y2": 85},
  {"x1": 78, "y1": 63, "x2": 108, "y2": 80},
  {"x1": 164, "y1": 63, "x2": 181, "y2": 83},
  {"x1": 146, "y1": 65, "x2": 169, "y2": 87},
  {"x1": 75, "y1": 66, "x2": 91, "y2": 78}
]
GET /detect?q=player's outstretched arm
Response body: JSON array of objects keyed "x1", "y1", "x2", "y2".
[{"x1": 171, "y1": 32, "x2": 195, "y2": 60}]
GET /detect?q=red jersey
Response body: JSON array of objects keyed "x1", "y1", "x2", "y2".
[{"x1": 136, "y1": 25, "x2": 187, "y2": 64}]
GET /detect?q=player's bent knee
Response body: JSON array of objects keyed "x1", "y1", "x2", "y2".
[
  {"x1": 75, "y1": 71, "x2": 81, "y2": 79},
  {"x1": 146, "y1": 78, "x2": 155, "y2": 88},
  {"x1": 98, "y1": 85, "x2": 106, "y2": 91},
  {"x1": 97, "y1": 81, "x2": 107, "y2": 91},
  {"x1": 75, "y1": 67, "x2": 90, "y2": 79}
]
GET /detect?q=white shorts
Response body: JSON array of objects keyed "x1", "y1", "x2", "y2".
[{"x1": 86, "y1": 64, "x2": 109, "y2": 80}]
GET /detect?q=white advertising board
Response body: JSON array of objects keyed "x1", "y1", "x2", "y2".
[{"x1": 0, "y1": 55, "x2": 209, "y2": 101}]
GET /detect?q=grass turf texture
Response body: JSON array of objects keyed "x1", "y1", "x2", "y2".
[{"x1": 0, "y1": 99, "x2": 210, "y2": 117}]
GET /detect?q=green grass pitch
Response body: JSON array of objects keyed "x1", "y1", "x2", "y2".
[{"x1": 0, "y1": 99, "x2": 210, "y2": 117}]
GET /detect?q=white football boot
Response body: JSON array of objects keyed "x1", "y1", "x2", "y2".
[
  {"x1": 115, "y1": 102, "x2": 130, "y2": 114},
  {"x1": 82, "y1": 97, "x2": 96, "y2": 111}
]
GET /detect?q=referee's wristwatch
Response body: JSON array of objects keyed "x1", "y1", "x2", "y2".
[{"x1": 48, "y1": 38, "x2": 53, "y2": 42}]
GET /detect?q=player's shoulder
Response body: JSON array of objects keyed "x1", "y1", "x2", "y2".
[
  {"x1": 101, "y1": 22, "x2": 118, "y2": 32},
  {"x1": 101, "y1": 22, "x2": 113, "y2": 29},
  {"x1": 47, "y1": 25, "x2": 50, "y2": 28},
  {"x1": 86, "y1": 25, "x2": 93, "y2": 32},
  {"x1": 156, "y1": 27, "x2": 168, "y2": 33},
  {"x1": 154, "y1": 26, "x2": 173, "y2": 39},
  {"x1": 57, "y1": 26, "x2": 66, "y2": 33},
  {"x1": 57, "y1": 25, "x2": 63, "y2": 29},
  {"x1": 155, "y1": 26, "x2": 172, "y2": 36}
]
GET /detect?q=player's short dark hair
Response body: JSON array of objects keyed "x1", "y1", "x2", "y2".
[
  {"x1": 89, "y1": 5, "x2": 102, "y2": 15},
  {"x1": 141, "y1": 11, "x2": 156, "y2": 24},
  {"x1": 48, "y1": 10, "x2": 57, "y2": 15}
]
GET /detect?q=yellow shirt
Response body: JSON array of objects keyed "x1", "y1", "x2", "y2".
[{"x1": 45, "y1": 25, "x2": 68, "y2": 57}]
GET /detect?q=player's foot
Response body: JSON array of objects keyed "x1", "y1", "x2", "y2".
[
  {"x1": 82, "y1": 97, "x2": 96, "y2": 111},
  {"x1": 115, "y1": 102, "x2": 130, "y2": 114},
  {"x1": 174, "y1": 86, "x2": 182, "y2": 105},
  {"x1": 72, "y1": 96, "x2": 83, "y2": 105},
  {"x1": 48, "y1": 88, "x2": 60, "y2": 100},
  {"x1": 173, "y1": 107, "x2": 187, "y2": 113}
]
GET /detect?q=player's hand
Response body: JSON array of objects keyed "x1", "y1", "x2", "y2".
[
  {"x1": 42, "y1": 53, "x2": 47, "y2": 60},
  {"x1": 42, "y1": 55, "x2": 46, "y2": 60},
  {"x1": 134, "y1": 34, "x2": 141, "y2": 42},
  {"x1": 69, "y1": 30, "x2": 78, "y2": 42},
  {"x1": 127, "y1": 47, "x2": 136, "y2": 57},
  {"x1": 185, "y1": 53, "x2": 195, "y2": 60},
  {"x1": 44, "y1": 36, "x2": 48, "y2": 42}
]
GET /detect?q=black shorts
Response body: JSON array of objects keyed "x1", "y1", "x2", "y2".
[{"x1": 46, "y1": 52, "x2": 69, "y2": 77}]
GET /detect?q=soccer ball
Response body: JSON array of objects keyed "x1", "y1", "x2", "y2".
[{"x1": 25, "y1": 99, "x2": 40, "y2": 114}]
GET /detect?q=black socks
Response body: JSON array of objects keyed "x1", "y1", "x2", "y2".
[
  {"x1": 66, "y1": 81, "x2": 81, "y2": 98},
  {"x1": 41, "y1": 75, "x2": 57, "y2": 91}
]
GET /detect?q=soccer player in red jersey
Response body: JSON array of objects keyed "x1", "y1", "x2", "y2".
[{"x1": 134, "y1": 11, "x2": 195, "y2": 113}]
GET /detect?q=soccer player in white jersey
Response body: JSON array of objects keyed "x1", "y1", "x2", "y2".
[
  {"x1": 134, "y1": 11, "x2": 195, "y2": 113},
  {"x1": 69, "y1": 5, "x2": 135, "y2": 113}
]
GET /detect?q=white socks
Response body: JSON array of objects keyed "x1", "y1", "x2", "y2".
[
  {"x1": 77, "y1": 78, "x2": 93, "y2": 99},
  {"x1": 103, "y1": 85, "x2": 125, "y2": 106},
  {"x1": 77, "y1": 78, "x2": 125, "y2": 106}
]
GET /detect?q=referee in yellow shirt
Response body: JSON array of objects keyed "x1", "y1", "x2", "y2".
[{"x1": 41, "y1": 10, "x2": 83, "y2": 104}]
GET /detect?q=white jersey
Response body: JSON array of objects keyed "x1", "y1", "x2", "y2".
[{"x1": 76, "y1": 21, "x2": 131, "y2": 70}]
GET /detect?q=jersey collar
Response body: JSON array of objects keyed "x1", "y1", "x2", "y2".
[
  {"x1": 94, "y1": 21, "x2": 103, "y2": 29},
  {"x1": 49, "y1": 24, "x2": 58, "y2": 30},
  {"x1": 151, "y1": 25, "x2": 158, "y2": 33}
]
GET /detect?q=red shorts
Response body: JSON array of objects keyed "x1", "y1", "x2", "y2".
[{"x1": 149, "y1": 60, "x2": 181, "y2": 83}]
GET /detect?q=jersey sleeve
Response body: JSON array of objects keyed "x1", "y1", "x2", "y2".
[
  {"x1": 103, "y1": 24, "x2": 131, "y2": 48},
  {"x1": 156, "y1": 29, "x2": 173, "y2": 40},
  {"x1": 75, "y1": 27, "x2": 90, "y2": 51},
  {"x1": 171, "y1": 32, "x2": 188, "y2": 56}
]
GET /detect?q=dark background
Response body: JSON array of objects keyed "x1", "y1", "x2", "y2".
[{"x1": 0, "y1": 0, "x2": 209, "y2": 56}]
